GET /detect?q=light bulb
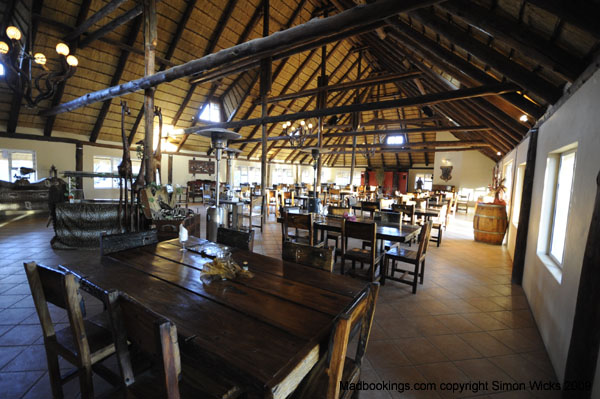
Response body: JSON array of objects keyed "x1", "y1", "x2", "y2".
[
  {"x1": 308, "y1": 123, "x2": 313, "y2": 129},
  {"x1": 34, "y1": 53, "x2": 46, "y2": 65},
  {"x1": 496, "y1": 151, "x2": 502, "y2": 156},
  {"x1": 300, "y1": 120, "x2": 305, "y2": 126},
  {"x1": 519, "y1": 114, "x2": 528, "y2": 122},
  {"x1": 56, "y1": 42, "x2": 70, "y2": 56},
  {"x1": 6, "y1": 26, "x2": 21, "y2": 41},
  {"x1": 66, "y1": 55, "x2": 78, "y2": 67},
  {"x1": 0, "y1": 41, "x2": 8, "y2": 54}
]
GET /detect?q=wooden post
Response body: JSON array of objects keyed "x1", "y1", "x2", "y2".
[
  {"x1": 260, "y1": 0, "x2": 270, "y2": 223},
  {"x1": 511, "y1": 128, "x2": 538, "y2": 284},
  {"x1": 142, "y1": 0, "x2": 157, "y2": 183},
  {"x1": 75, "y1": 144, "x2": 83, "y2": 189},
  {"x1": 167, "y1": 154, "x2": 173, "y2": 185},
  {"x1": 563, "y1": 169, "x2": 600, "y2": 397},
  {"x1": 316, "y1": 31, "x2": 328, "y2": 190}
]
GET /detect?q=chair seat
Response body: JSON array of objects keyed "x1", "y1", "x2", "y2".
[
  {"x1": 344, "y1": 248, "x2": 383, "y2": 264},
  {"x1": 385, "y1": 246, "x2": 424, "y2": 263},
  {"x1": 292, "y1": 356, "x2": 360, "y2": 399},
  {"x1": 55, "y1": 319, "x2": 115, "y2": 364}
]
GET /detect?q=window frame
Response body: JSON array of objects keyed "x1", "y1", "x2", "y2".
[
  {"x1": 198, "y1": 101, "x2": 221, "y2": 122},
  {"x1": 547, "y1": 149, "x2": 576, "y2": 266},
  {"x1": 92, "y1": 156, "x2": 141, "y2": 189},
  {"x1": 414, "y1": 173, "x2": 433, "y2": 191}
]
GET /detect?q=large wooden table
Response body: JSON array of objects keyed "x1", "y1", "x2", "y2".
[{"x1": 63, "y1": 237, "x2": 368, "y2": 399}]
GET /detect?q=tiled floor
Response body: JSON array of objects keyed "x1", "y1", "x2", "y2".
[{"x1": 0, "y1": 207, "x2": 559, "y2": 398}]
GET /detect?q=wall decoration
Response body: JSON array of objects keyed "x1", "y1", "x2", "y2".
[
  {"x1": 189, "y1": 160, "x2": 214, "y2": 175},
  {"x1": 440, "y1": 166, "x2": 453, "y2": 182}
]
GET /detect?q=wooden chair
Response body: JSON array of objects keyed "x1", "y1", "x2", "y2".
[
  {"x1": 382, "y1": 221, "x2": 432, "y2": 293},
  {"x1": 392, "y1": 203, "x2": 416, "y2": 225},
  {"x1": 360, "y1": 201, "x2": 379, "y2": 219},
  {"x1": 217, "y1": 227, "x2": 255, "y2": 251},
  {"x1": 325, "y1": 207, "x2": 350, "y2": 262},
  {"x1": 100, "y1": 230, "x2": 158, "y2": 256},
  {"x1": 328, "y1": 189, "x2": 342, "y2": 207},
  {"x1": 104, "y1": 291, "x2": 241, "y2": 399},
  {"x1": 430, "y1": 204, "x2": 447, "y2": 247},
  {"x1": 23, "y1": 262, "x2": 118, "y2": 399},
  {"x1": 292, "y1": 282, "x2": 380, "y2": 399},
  {"x1": 280, "y1": 191, "x2": 295, "y2": 207},
  {"x1": 266, "y1": 190, "x2": 278, "y2": 216},
  {"x1": 240, "y1": 194, "x2": 264, "y2": 232},
  {"x1": 282, "y1": 241, "x2": 335, "y2": 272},
  {"x1": 456, "y1": 193, "x2": 470, "y2": 214},
  {"x1": 341, "y1": 220, "x2": 382, "y2": 282},
  {"x1": 282, "y1": 212, "x2": 318, "y2": 247}
]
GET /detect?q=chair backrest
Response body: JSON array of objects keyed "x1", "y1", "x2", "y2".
[
  {"x1": 107, "y1": 292, "x2": 181, "y2": 398},
  {"x1": 414, "y1": 198, "x2": 428, "y2": 210},
  {"x1": 217, "y1": 227, "x2": 255, "y2": 251},
  {"x1": 379, "y1": 198, "x2": 394, "y2": 211},
  {"x1": 23, "y1": 262, "x2": 90, "y2": 364},
  {"x1": 342, "y1": 219, "x2": 376, "y2": 243},
  {"x1": 374, "y1": 210, "x2": 402, "y2": 225},
  {"x1": 416, "y1": 221, "x2": 433, "y2": 259},
  {"x1": 392, "y1": 203, "x2": 415, "y2": 224},
  {"x1": 329, "y1": 189, "x2": 341, "y2": 198},
  {"x1": 323, "y1": 282, "x2": 380, "y2": 399},
  {"x1": 328, "y1": 206, "x2": 350, "y2": 216},
  {"x1": 100, "y1": 230, "x2": 159, "y2": 256},
  {"x1": 283, "y1": 212, "x2": 315, "y2": 245},
  {"x1": 249, "y1": 194, "x2": 264, "y2": 215},
  {"x1": 281, "y1": 241, "x2": 334, "y2": 272}
]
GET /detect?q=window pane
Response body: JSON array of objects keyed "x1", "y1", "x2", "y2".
[
  {"x1": 199, "y1": 102, "x2": 221, "y2": 122},
  {"x1": 387, "y1": 136, "x2": 404, "y2": 145},
  {"x1": 94, "y1": 157, "x2": 113, "y2": 188},
  {"x1": 550, "y1": 152, "x2": 575, "y2": 263},
  {"x1": 0, "y1": 150, "x2": 10, "y2": 182},
  {"x1": 10, "y1": 152, "x2": 35, "y2": 182}
]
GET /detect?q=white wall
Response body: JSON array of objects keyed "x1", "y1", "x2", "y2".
[
  {"x1": 0, "y1": 137, "x2": 76, "y2": 180},
  {"x1": 432, "y1": 132, "x2": 495, "y2": 201},
  {"x1": 522, "y1": 69, "x2": 600, "y2": 384}
]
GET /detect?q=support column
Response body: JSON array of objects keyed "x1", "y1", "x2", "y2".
[
  {"x1": 350, "y1": 51, "x2": 363, "y2": 188},
  {"x1": 142, "y1": 0, "x2": 157, "y2": 183},
  {"x1": 75, "y1": 144, "x2": 83, "y2": 190},
  {"x1": 167, "y1": 154, "x2": 173, "y2": 185},
  {"x1": 260, "y1": 0, "x2": 270, "y2": 222}
]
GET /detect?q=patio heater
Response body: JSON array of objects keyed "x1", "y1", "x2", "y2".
[
  {"x1": 196, "y1": 128, "x2": 241, "y2": 242},
  {"x1": 302, "y1": 147, "x2": 333, "y2": 213}
]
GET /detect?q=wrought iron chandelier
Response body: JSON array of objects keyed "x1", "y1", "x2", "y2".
[
  {"x1": 0, "y1": 25, "x2": 79, "y2": 108},
  {"x1": 282, "y1": 119, "x2": 314, "y2": 148}
]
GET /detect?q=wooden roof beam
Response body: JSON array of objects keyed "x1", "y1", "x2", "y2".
[
  {"x1": 41, "y1": 0, "x2": 444, "y2": 117},
  {"x1": 260, "y1": 71, "x2": 421, "y2": 104},
  {"x1": 438, "y1": 0, "x2": 584, "y2": 82},
  {"x1": 190, "y1": 83, "x2": 519, "y2": 133},
  {"x1": 386, "y1": 23, "x2": 543, "y2": 118},
  {"x1": 408, "y1": 10, "x2": 563, "y2": 104},
  {"x1": 89, "y1": 16, "x2": 142, "y2": 142},
  {"x1": 525, "y1": 0, "x2": 600, "y2": 40},
  {"x1": 64, "y1": 0, "x2": 127, "y2": 42}
]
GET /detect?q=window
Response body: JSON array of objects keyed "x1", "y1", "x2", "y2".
[
  {"x1": 233, "y1": 165, "x2": 261, "y2": 187},
  {"x1": 0, "y1": 63, "x2": 4, "y2": 76},
  {"x1": 0, "y1": 149, "x2": 36, "y2": 182},
  {"x1": 272, "y1": 165, "x2": 293, "y2": 185},
  {"x1": 548, "y1": 150, "x2": 576, "y2": 265},
  {"x1": 301, "y1": 167, "x2": 313, "y2": 184},
  {"x1": 198, "y1": 102, "x2": 221, "y2": 122},
  {"x1": 335, "y1": 170, "x2": 351, "y2": 186},
  {"x1": 93, "y1": 156, "x2": 141, "y2": 189},
  {"x1": 387, "y1": 135, "x2": 404, "y2": 145},
  {"x1": 414, "y1": 173, "x2": 432, "y2": 191}
]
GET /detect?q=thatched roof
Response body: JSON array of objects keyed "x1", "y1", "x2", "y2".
[{"x1": 1, "y1": 0, "x2": 598, "y2": 167}]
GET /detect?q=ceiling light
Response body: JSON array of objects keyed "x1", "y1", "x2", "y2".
[
  {"x1": 519, "y1": 114, "x2": 528, "y2": 122},
  {"x1": 497, "y1": 151, "x2": 502, "y2": 156},
  {"x1": 6, "y1": 26, "x2": 21, "y2": 41}
]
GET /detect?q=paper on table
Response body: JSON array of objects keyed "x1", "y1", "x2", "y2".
[{"x1": 179, "y1": 223, "x2": 189, "y2": 242}]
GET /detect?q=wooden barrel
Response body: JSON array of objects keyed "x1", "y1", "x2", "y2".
[{"x1": 473, "y1": 203, "x2": 508, "y2": 245}]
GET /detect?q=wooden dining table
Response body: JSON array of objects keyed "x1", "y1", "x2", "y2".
[
  {"x1": 62, "y1": 237, "x2": 369, "y2": 399},
  {"x1": 314, "y1": 215, "x2": 421, "y2": 244}
]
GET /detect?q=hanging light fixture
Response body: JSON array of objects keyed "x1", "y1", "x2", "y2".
[
  {"x1": 0, "y1": 25, "x2": 78, "y2": 108},
  {"x1": 282, "y1": 119, "x2": 314, "y2": 148}
]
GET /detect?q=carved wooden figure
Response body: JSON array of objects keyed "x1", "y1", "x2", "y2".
[
  {"x1": 153, "y1": 106, "x2": 163, "y2": 184},
  {"x1": 131, "y1": 140, "x2": 147, "y2": 231},
  {"x1": 118, "y1": 101, "x2": 133, "y2": 232}
]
